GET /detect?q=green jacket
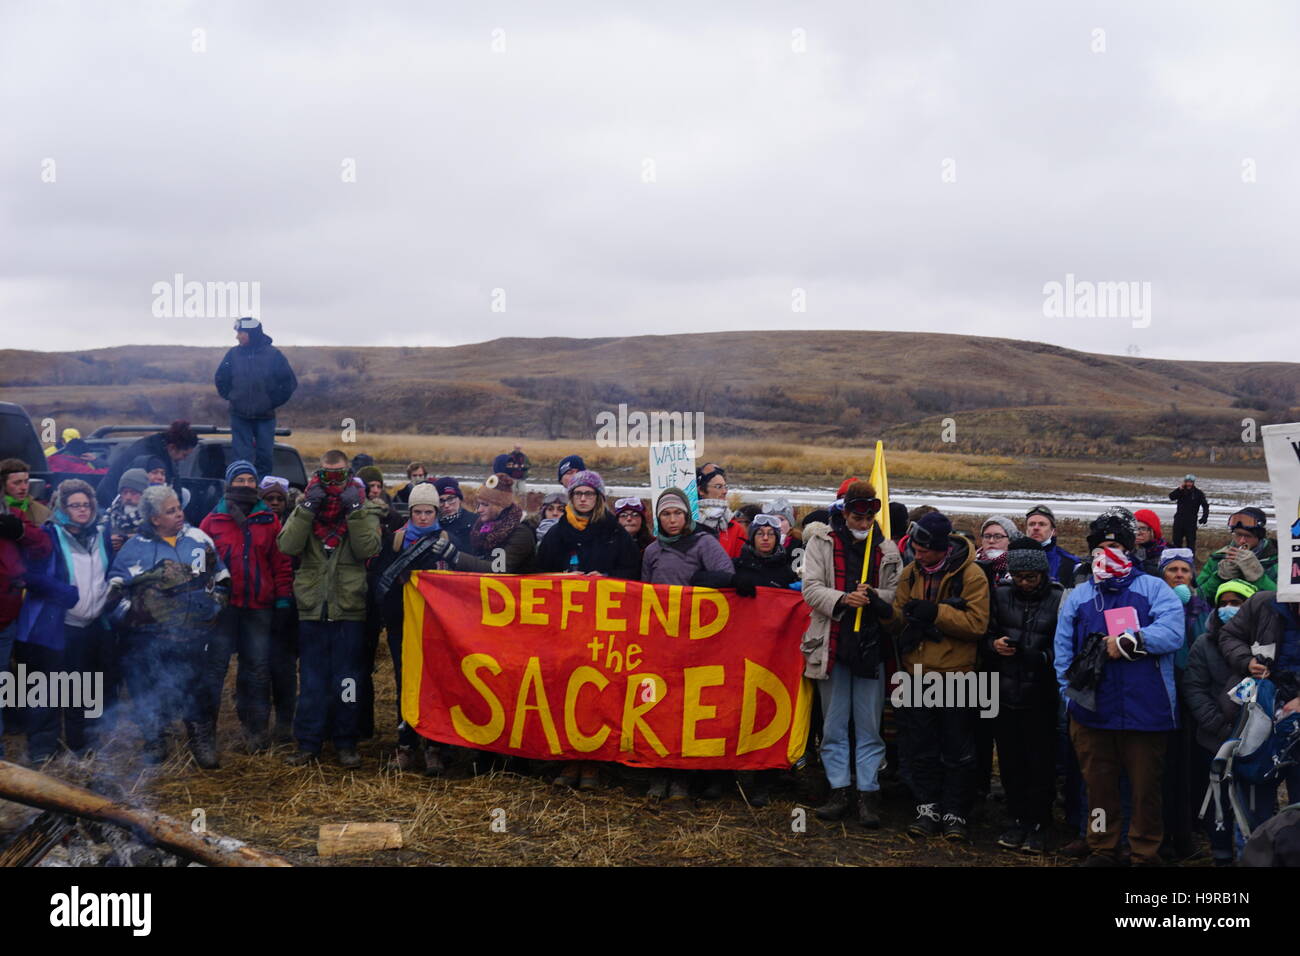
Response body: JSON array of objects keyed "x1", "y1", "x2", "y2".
[
  {"x1": 1195, "y1": 538, "x2": 1278, "y2": 603},
  {"x1": 276, "y1": 499, "x2": 383, "y2": 622}
]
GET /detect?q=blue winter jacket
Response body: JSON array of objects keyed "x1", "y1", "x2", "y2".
[
  {"x1": 1043, "y1": 538, "x2": 1081, "y2": 588},
  {"x1": 15, "y1": 523, "x2": 109, "y2": 651},
  {"x1": 1053, "y1": 567, "x2": 1184, "y2": 731},
  {"x1": 108, "y1": 525, "x2": 230, "y2": 633}
]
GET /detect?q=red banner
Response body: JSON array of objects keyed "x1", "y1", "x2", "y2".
[{"x1": 401, "y1": 571, "x2": 813, "y2": 769}]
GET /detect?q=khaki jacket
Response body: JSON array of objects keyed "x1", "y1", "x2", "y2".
[{"x1": 888, "y1": 534, "x2": 990, "y2": 673}]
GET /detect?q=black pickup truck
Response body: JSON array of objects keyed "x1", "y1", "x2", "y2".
[{"x1": 0, "y1": 402, "x2": 307, "y2": 524}]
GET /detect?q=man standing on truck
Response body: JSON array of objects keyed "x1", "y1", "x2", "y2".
[{"x1": 214, "y1": 317, "x2": 298, "y2": 479}]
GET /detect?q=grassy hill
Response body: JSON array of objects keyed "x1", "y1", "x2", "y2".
[{"x1": 1, "y1": 330, "x2": 1293, "y2": 462}]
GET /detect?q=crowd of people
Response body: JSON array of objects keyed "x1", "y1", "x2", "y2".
[
  {"x1": 2, "y1": 321, "x2": 1295, "y2": 865},
  {"x1": 1, "y1": 439, "x2": 1292, "y2": 866}
]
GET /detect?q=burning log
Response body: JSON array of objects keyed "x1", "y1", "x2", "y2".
[
  {"x1": 0, "y1": 811, "x2": 75, "y2": 867},
  {"x1": 0, "y1": 760, "x2": 291, "y2": 867}
]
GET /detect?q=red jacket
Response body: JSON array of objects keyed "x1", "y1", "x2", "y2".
[
  {"x1": 0, "y1": 505, "x2": 53, "y2": 627},
  {"x1": 718, "y1": 519, "x2": 747, "y2": 559},
  {"x1": 200, "y1": 500, "x2": 292, "y2": 609}
]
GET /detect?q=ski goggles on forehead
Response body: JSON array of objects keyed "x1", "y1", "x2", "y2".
[
  {"x1": 843, "y1": 497, "x2": 880, "y2": 516},
  {"x1": 614, "y1": 497, "x2": 644, "y2": 512},
  {"x1": 750, "y1": 514, "x2": 782, "y2": 531},
  {"x1": 908, "y1": 522, "x2": 944, "y2": 549}
]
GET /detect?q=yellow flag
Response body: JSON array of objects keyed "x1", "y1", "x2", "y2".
[{"x1": 854, "y1": 441, "x2": 890, "y2": 630}]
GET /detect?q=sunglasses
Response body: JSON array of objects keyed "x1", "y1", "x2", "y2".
[{"x1": 844, "y1": 497, "x2": 881, "y2": 516}]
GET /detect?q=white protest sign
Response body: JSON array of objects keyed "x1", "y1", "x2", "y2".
[
  {"x1": 649, "y1": 440, "x2": 698, "y2": 535},
  {"x1": 1263, "y1": 422, "x2": 1300, "y2": 600}
]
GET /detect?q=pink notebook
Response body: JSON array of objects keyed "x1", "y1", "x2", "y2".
[{"x1": 1104, "y1": 606, "x2": 1139, "y2": 637}]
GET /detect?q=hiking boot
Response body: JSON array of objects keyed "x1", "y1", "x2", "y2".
[
  {"x1": 243, "y1": 728, "x2": 271, "y2": 754},
  {"x1": 738, "y1": 772, "x2": 770, "y2": 808},
  {"x1": 186, "y1": 721, "x2": 220, "y2": 770},
  {"x1": 645, "y1": 773, "x2": 669, "y2": 801},
  {"x1": 285, "y1": 749, "x2": 319, "y2": 767},
  {"x1": 337, "y1": 748, "x2": 362, "y2": 769},
  {"x1": 553, "y1": 762, "x2": 581, "y2": 788},
  {"x1": 906, "y1": 803, "x2": 942, "y2": 837},
  {"x1": 942, "y1": 814, "x2": 970, "y2": 842},
  {"x1": 578, "y1": 763, "x2": 602, "y2": 791},
  {"x1": 665, "y1": 776, "x2": 692, "y2": 803},
  {"x1": 815, "y1": 787, "x2": 852, "y2": 821},
  {"x1": 997, "y1": 822, "x2": 1028, "y2": 850},
  {"x1": 857, "y1": 791, "x2": 881, "y2": 829},
  {"x1": 393, "y1": 744, "x2": 417, "y2": 772},
  {"x1": 1081, "y1": 852, "x2": 1122, "y2": 867},
  {"x1": 1061, "y1": 837, "x2": 1090, "y2": 858},
  {"x1": 1021, "y1": 824, "x2": 1046, "y2": 855},
  {"x1": 422, "y1": 743, "x2": 445, "y2": 778},
  {"x1": 700, "y1": 772, "x2": 726, "y2": 801}
]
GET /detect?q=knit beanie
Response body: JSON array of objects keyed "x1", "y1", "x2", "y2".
[
  {"x1": 764, "y1": 497, "x2": 795, "y2": 526},
  {"x1": 476, "y1": 473, "x2": 517, "y2": 509},
  {"x1": 656, "y1": 488, "x2": 690, "y2": 517},
  {"x1": 568, "y1": 470, "x2": 605, "y2": 498},
  {"x1": 1133, "y1": 508, "x2": 1163, "y2": 541},
  {"x1": 225, "y1": 459, "x2": 256, "y2": 486},
  {"x1": 409, "y1": 483, "x2": 441, "y2": 509},
  {"x1": 557, "y1": 455, "x2": 586, "y2": 482},
  {"x1": 1086, "y1": 506, "x2": 1138, "y2": 553},
  {"x1": 434, "y1": 477, "x2": 463, "y2": 500},
  {"x1": 357, "y1": 465, "x2": 385, "y2": 487},
  {"x1": 912, "y1": 511, "x2": 953, "y2": 550},
  {"x1": 1006, "y1": 537, "x2": 1049, "y2": 574},
  {"x1": 1215, "y1": 579, "x2": 1259, "y2": 605},
  {"x1": 118, "y1": 468, "x2": 150, "y2": 494},
  {"x1": 981, "y1": 515, "x2": 1021, "y2": 541}
]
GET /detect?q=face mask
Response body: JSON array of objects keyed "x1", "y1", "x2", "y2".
[
  {"x1": 981, "y1": 548, "x2": 1006, "y2": 561},
  {"x1": 1172, "y1": 583, "x2": 1191, "y2": 605},
  {"x1": 1218, "y1": 606, "x2": 1240, "y2": 623},
  {"x1": 850, "y1": 527, "x2": 870, "y2": 541},
  {"x1": 1091, "y1": 546, "x2": 1133, "y2": 582}
]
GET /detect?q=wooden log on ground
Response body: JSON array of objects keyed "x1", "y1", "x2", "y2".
[
  {"x1": 0, "y1": 760, "x2": 291, "y2": 867},
  {"x1": 317, "y1": 822, "x2": 403, "y2": 857}
]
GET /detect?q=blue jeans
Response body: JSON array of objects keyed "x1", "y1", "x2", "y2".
[
  {"x1": 817, "y1": 662, "x2": 886, "y2": 791},
  {"x1": 205, "y1": 607, "x2": 272, "y2": 736},
  {"x1": 230, "y1": 414, "x2": 276, "y2": 479},
  {"x1": 295, "y1": 620, "x2": 363, "y2": 752},
  {"x1": 0, "y1": 621, "x2": 15, "y2": 758}
]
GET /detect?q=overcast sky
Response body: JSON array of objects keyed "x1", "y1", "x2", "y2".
[{"x1": 3, "y1": 1, "x2": 1298, "y2": 360}]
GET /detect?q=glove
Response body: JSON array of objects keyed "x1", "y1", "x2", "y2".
[
  {"x1": 1198, "y1": 516, "x2": 1208, "y2": 526},
  {"x1": 429, "y1": 532, "x2": 458, "y2": 566},
  {"x1": 301, "y1": 483, "x2": 327, "y2": 513},
  {"x1": 732, "y1": 573, "x2": 758, "y2": 598},
  {"x1": 903, "y1": 598, "x2": 938, "y2": 625},
  {"x1": 1235, "y1": 549, "x2": 1264, "y2": 582},
  {"x1": 1116, "y1": 630, "x2": 1147, "y2": 660},
  {"x1": 0, "y1": 513, "x2": 23, "y2": 541},
  {"x1": 339, "y1": 484, "x2": 363, "y2": 511},
  {"x1": 868, "y1": 590, "x2": 893, "y2": 620},
  {"x1": 1217, "y1": 557, "x2": 1242, "y2": 581}
]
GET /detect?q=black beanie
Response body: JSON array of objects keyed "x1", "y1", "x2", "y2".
[
  {"x1": 1006, "y1": 537, "x2": 1049, "y2": 574},
  {"x1": 1086, "y1": 506, "x2": 1137, "y2": 553}
]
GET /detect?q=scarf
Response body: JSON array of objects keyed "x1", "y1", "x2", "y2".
[
  {"x1": 402, "y1": 518, "x2": 442, "y2": 550},
  {"x1": 470, "y1": 504, "x2": 522, "y2": 555},
  {"x1": 828, "y1": 518, "x2": 881, "y2": 670},
  {"x1": 1091, "y1": 545, "x2": 1133, "y2": 583},
  {"x1": 107, "y1": 494, "x2": 143, "y2": 536},
  {"x1": 696, "y1": 501, "x2": 730, "y2": 532},
  {"x1": 225, "y1": 486, "x2": 260, "y2": 528},
  {"x1": 978, "y1": 546, "x2": 1009, "y2": 580},
  {"x1": 308, "y1": 477, "x2": 350, "y2": 550},
  {"x1": 4, "y1": 494, "x2": 29, "y2": 512},
  {"x1": 655, "y1": 513, "x2": 697, "y2": 546},
  {"x1": 565, "y1": 504, "x2": 591, "y2": 532}
]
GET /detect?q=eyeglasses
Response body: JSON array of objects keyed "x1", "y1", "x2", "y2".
[
  {"x1": 981, "y1": 531, "x2": 1010, "y2": 542},
  {"x1": 65, "y1": 502, "x2": 93, "y2": 511},
  {"x1": 439, "y1": 495, "x2": 458, "y2": 503},
  {"x1": 1010, "y1": 571, "x2": 1040, "y2": 581},
  {"x1": 844, "y1": 497, "x2": 880, "y2": 516},
  {"x1": 571, "y1": 490, "x2": 597, "y2": 500}
]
